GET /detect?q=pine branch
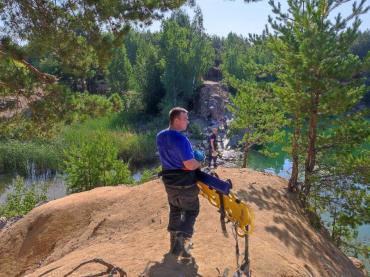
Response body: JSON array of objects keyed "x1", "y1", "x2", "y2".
[{"x1": 0, "y1": 46, "x2": 57, "y2": 84}]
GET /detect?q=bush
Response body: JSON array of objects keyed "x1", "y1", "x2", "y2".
[
  {"x1": 76, "y1": 93, "x2": 114, "y2": 119},
  {"x1": 188, "y1": 123, "x2": 203, "y2": 139},
  {"x1": 122, "y1": 90, "x2": 144, "y2": 113},
  {"x1": 0, "y1": 176, "x2": 47, "y2": 218},
  {"x1": 109, "y1": 93, "x2": 124, "y2": 112},
  {"x1": 64, "y1": 132, "x2": 133, "y2": 193}
]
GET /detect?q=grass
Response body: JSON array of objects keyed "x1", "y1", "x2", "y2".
[
  {"x1": 58, "y1": 114, "x2": 159, "y2": 166},
  {"x1": 0, "y1": 140, "x2": 62, "y2": 176},
  {"x1": 0, "y1": 112, "x2": 162, "y2": 177}
]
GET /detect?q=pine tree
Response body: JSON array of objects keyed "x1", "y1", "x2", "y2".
[
  {"x1": 107, "y1": 45, "x2": 137, "y2": 93},
  {"x1": 269, "y1": 0, "x2": 370, "y2": 195},
  {"x1": 268, "y1": 0, "x2": 370, "y2": 251},
  {"x1": 133, "y1": 34, "x2": 165, "y2": 114},
  {"x1": 159, "y1": 10, "x2": 214, "y2": 114},
  {"x1": 0, "y1": 0, "x2": 190, "y2": 95},
  {"x1": 228, "y1": 80, "x2": 286, "y2": 167}
]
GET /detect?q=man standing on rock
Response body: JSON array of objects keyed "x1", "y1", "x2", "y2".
[{"x1": 156, "y1": 107, "x2": 202, "y2": 258}]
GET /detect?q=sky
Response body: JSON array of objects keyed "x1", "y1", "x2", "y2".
[{"x1": 147, "y1": 0, "x2": 370, "y2": 37}]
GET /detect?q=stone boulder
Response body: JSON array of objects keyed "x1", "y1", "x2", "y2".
[{"x1": 194, "y1": 81, "x2": 229, "y2": 122}]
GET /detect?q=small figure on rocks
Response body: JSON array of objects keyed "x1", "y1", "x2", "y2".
[{"x1": 208, "y1": 127, "x2": 219, "y2": 168}]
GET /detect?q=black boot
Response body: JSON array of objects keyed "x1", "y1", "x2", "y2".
[
  {"x1": 169, "y1": 232, "x2": 191, "y2": 258},
  {"x1": 177, "y1": 233, "x2": 192, "y2": 258},
  {"x1": 181, "y1": 236, "x2": 193, "y2": 258},
  {"x1": 170, "y1": 231, "x2": 183, "y2": 256}
]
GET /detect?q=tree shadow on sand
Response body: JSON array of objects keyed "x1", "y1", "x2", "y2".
[
  {"x1": 139, "y1": 253, "x2": 202, "y2": 277},
  {"x1": 236, "y1": 184, "x2": 351, "y2": 276}
]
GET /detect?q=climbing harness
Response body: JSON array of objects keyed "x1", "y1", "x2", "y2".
[{"x1": 196, "y1": 170, "x2": 254, "y2": 277}]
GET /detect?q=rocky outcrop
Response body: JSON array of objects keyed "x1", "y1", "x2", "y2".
[
  {"x1": 194, "y1": 80, "x2": 229, "y2": 122},
  {"x1": 0, "y1": 88, "x2": 44, "y2": 119}
]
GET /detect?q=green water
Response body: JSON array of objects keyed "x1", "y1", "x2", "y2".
[{"x1": 247, "y1": 149, "x2": 292, "y2": 178}]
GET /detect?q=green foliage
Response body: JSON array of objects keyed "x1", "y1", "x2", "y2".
[
  {"x1": 129, "y1": 32, "x2": 165, "y2": 114},
  {"x1": 1, "y1": 0, "x2": 188, "y2": 94},
  {"x1": 137, "y1": 166, "x2": 162, "y2": 184},
  {"x1": 341, "y1": 239, "x2": 370, "y2": 262},
  {"x1": 121, "y1": 90, "x2": 145, "y2": 113},
  {"x1": 76, "y1": 93, "x2": 115, "y2": 119},
  {"x1": 268, "y1": 0, "x2": 369, "y2": 189},
  {"x1": 160, "y1": 10, "x2": 215, "y2": 114},
  {"x1": 314, "y1": 177, "x2": 370, "y2": 248},
  {"x1": 114, "y1": 131, "x2": 157, "y2": 166},
  {"x1": 57, "y1": 114, "x2": 158, "y2": 167},
  {"x1": 0, "y1": 87, "x2": 116, "y2": 140},
  {"x1": 221, "y1": 33, "x2": 250, "y2": 81},
  {"x1": 352, "y1": 30, "x2": 370, "y2": 59},
  {"x1": 0, "y1": 140, "x2": 61, "y2": 176},
  {"x1": 64, "y1": 132, "x2": 133, "y2": 193},
  {"x1": 109, "y1": 93, "x2": 124, "y2": 112},
  {"x1": 0, "y1": 176, "x2": 47, "y2": 218},
  {"x1": 228, "y1": 81, "x2": 286, "y2": 167},
  {"x1": 221, "y1": 33, "x2": 275, "y2": 84},
  {"x1": 0, "y1": 56, "x2": 36, "y2": 95},
  {"x1": 210, "y1": 35, "x2": 223, "y2": 66},
  {"x1": 187, "y1": 123, "x2": 203, "y2": 139},
  {"x1": 268, "y1": 0, "x2": 370, "y2": 253},
  {"x1": 107, "y1": 45, "x2": 138, "y2": 93}
]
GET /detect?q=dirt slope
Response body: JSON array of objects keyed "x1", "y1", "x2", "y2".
[{"x1": 0, "y1": 168, "x2": 365, "y2": 277}]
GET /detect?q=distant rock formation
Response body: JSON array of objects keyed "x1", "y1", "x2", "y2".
[
  {"x1": 0, "y1": 88, "x2": 44, "y2": 119},
  {"x1": 194, "y1": 80, "x2": 229, "y2": 123}
]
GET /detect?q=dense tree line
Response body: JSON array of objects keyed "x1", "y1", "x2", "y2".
[{"x1": 0, "y1": 8, "x2": 215, "y2": 139}]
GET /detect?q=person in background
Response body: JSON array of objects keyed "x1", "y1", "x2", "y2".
[{"x1": 208, "y1": 127, "x2": 218, "y2": 168}]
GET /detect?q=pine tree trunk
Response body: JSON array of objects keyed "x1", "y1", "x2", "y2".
[
  {"x1": 242, "y1": 143, "x2": 249, "y2": 168},
  {"x1": 303, "y1": 93, "x2": 319, "y2": 199},
  {"x1": 288, "y1": 117, "x2": 301, "y2": 192}
]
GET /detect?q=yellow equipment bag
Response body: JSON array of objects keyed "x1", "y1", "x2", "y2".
[{"x1": 196, "y1": 170, "x2": 254, "y2": 237}]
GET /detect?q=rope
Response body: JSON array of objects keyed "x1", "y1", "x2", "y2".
[{"x1": 232, "y1": 224, "x2": 251, "y2": 277}]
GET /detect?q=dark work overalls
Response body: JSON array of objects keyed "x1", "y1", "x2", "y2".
[{"x1": 161, "y1": 169, "x2": 199, "y2": 239}]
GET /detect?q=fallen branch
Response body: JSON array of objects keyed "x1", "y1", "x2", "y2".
[{"x1": 63, "y1": 258, "x2": 127, "y2": 277}]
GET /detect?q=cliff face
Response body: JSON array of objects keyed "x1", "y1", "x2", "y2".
[
  {"x1": 0, "y1": 168, "x2": 365, "y2": 277},
  {"x1": 194, "y1": 80, "x2": 229, "y2": 122}
]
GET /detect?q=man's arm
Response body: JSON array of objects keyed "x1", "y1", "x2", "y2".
[{"x1": 183, "y1": 159, "x2": 201, "y2": 170}]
